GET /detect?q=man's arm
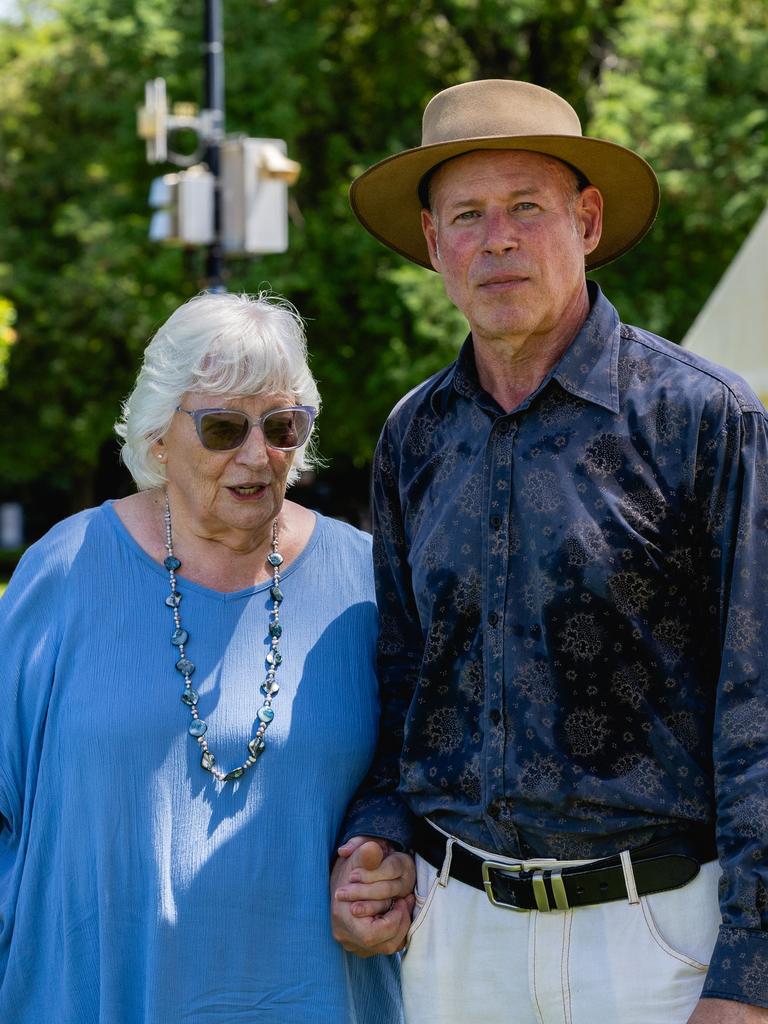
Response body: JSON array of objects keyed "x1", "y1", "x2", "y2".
[
  {"x1": 331, "y1": 424, "x2": 424, "y2": 953},
  {"x1": 338, "y1": 423, "x2": 424, "y2": 849},
  {"x1": 696, "y1": 404, "x2": 768, "y2": 1009}
]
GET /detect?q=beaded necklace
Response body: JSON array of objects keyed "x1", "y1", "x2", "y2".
[{"x1": 163, "y1": 495, "x2": 284, "y2": 783}]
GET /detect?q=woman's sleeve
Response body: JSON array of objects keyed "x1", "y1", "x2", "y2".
[{"x1": 0, "y1": 542, "x2": 63, "y2": 837}]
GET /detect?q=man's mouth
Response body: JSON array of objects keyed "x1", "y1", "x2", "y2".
[{"x1": 479, "y1": 274, "x2": 528, "y2": 287}]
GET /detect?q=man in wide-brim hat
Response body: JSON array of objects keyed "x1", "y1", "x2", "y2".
[{"x1": 332, "y1": 79, "x2": 768, "y2": 1024}]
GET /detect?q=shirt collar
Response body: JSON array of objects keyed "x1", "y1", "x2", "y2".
[
  {"x1": 431, "y1": 282, "x2": 621, "y2": 417},
  {"x1": 430, "y1": 336, "x2": 493, "y2": 416},
  {"x1": 551, "y1": 282, "x2": 621, "y2": 415}
]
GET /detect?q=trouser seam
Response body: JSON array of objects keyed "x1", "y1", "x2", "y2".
[
  {"x1": 561, "y1": 910, "x2": 573, "y2": 1024},
  {"x1": 530, "y1": 911, "x2": 546, "y2": 1024}
]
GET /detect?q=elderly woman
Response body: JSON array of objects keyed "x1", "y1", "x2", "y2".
[{"x1": 0, "y1": 292, "x2": 406, "y2": 1022}]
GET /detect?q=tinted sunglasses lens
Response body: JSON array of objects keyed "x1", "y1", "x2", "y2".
[
  {"x1": 198, "y1": 412, "x2": 250, "y2": 450},
  {"x1": 263, "y1": 408, "x2": 312, "y2": 449}
]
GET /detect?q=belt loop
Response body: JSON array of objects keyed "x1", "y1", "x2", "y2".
[
  {"x1": 438, "y1": 837, "x2": 456, "y2": 887},
  {"x1": 620, "y1": 849, "x2": 640, "y2": 905}
]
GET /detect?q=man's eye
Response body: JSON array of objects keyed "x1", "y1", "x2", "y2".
[
  {"x1": 455, "y1": 210, "x2": 480, "y2": 222},
  {"x1": 514, "y1": 202, "x2": 537, "y2": 212}
]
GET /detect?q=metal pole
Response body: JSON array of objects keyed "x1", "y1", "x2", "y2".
[{"x1": 203, "y1": 0, "x2": 226, "y2": 291}]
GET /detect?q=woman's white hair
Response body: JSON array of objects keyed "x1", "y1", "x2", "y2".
[{"x1": 115, "y1": 291, "x2": 321, "y2": 490}]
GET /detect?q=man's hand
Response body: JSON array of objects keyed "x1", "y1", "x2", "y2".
[
  {"x1": 330, "y1": 835, "x2": 416, "y2": 957},
  {"x1": 688, "y1": 998, "x2": 768, "y2": 1023}
]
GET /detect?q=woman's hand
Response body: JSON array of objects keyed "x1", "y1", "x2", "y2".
[{"x1": 330, "y1": 836, "x2": 415, "y2": 956}]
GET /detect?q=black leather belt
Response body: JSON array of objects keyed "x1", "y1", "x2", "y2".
[{"x1": 413, "y1": 819, "x2": 717, "y2": 912}]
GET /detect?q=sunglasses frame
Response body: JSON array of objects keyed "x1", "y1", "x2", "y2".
[{"x1": 175, "y1": 404, "x2": 317, "y2": 452}]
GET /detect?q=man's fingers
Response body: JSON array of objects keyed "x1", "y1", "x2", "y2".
[
  {"x1": 349, "y1": 841, "x2": 387, "y2": 872},
  {"x1": 337, "y1": 836, "x2": 390, "y2": 861},
  {"x1": 350, "y1": 894, "x2": 415, "y2": 919},
  {"x1": 335, "y1": 879, "x2": 405, "y2": 903},
  {"x1": 348, "y1": 851, "x2": 414, "y2": 884},
  {"x1": 333, "y1": 903, "x2": 411, "y2": 955},
  {"x1": 336, "y1": 835, "x2": 369, "y2": 859},
  {"x1": 350, "y1": 897, "x2": 397, "y2": 917},
  {"x1": 347, "y1": 863, "x2": 401, "y2": 884}
]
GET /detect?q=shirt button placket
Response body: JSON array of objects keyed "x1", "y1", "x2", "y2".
[{"x1": 484, "y1": 416, "x2": 514, "y2": 830}]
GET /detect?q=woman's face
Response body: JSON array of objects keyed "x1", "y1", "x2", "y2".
[{"x1": 154, "y1": 391, "x2": 298, "y2": 544}]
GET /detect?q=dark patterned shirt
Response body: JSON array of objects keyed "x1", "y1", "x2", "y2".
[{"x1": 343, "y1": 284, "x2": 768, "y2": 1005}]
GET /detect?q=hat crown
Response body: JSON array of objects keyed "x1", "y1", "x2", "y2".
[{"x1": 422, "y1": 80, "x2": 583, "y2": 146}]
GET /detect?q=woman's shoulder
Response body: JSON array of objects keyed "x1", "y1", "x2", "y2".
[
  {"x1": 9, "y1": 504, "x2": 112, "y2": 587},
  {"x1": 304, "y1": 512, "x2": 374, "y2": 592},
  {"x1": 315, "y1": 512, "x2": 372, "y2": 551}
]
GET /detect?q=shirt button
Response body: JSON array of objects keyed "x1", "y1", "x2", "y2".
[
  {"x1": 487, "y1": 611, "x2": 499, "y2": 626},
  {"x1": 487, "y1": 800, "x2": 502, "y2": 819},
  {"x1": 496, "y1": 421, "x2": 510, "y2": 436},
  {"x1": 490, "y1": 515, "x2": 502, "y2": 529},
  {"x1": 489, "y1": 708, "x2": 501, "y2": 725}
]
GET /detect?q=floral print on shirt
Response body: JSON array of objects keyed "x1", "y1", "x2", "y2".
[{"x1": 343, "y1": 284, "x2": 768, "y2": 1006}]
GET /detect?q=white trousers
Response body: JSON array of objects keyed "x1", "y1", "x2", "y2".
[{"x1": 401, "y1": 835, "x2": 722, "y2": 1024}]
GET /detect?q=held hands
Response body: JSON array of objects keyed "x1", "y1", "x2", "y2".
[{"x1": 330, "y1": 835, "x2": 416, "y2": 956}]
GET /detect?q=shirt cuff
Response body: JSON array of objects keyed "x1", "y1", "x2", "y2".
[
  {"x1": 338, "y1": 793, "x2": 416, "y2": 852},
  {"x1": 701, "y1": 925, "x2": 768, "y2": 1008}
]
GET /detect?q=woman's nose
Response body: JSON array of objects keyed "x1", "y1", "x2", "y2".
[{"x1": 233, "y1": 424, "x2": 270, "y2": 465}]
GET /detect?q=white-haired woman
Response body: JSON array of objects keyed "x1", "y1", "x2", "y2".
[{"x1": 0, "y1": 292, "x2": 407, "y2": 1023}]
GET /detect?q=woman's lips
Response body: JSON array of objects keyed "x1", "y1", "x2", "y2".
[{"x1": 227, "y1": 484, "x2": 268, "y2": 500}]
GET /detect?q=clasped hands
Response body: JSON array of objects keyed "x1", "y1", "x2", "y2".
[{"x1": 330, "y1": 835, "x2": 416, "y2": 956}]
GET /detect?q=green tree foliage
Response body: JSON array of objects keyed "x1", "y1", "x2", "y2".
[
  {"x1": 590, "y1": 0, "x2": 768, "y2": 340},
  {"x1": 0, "y1": 298, "x2": 16, "y2": 387},
  {"x1": 0, "y1": 0, "x2": 195, "y2": 513},
  {"x1": 0, "y1": 0, "x2": 765, "y2": 531}
]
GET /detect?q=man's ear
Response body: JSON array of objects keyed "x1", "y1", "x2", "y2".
[
  {"x1": 578, "y1": 185, "x2": 604, "y2": 258},
  {"x1": 421, "y1": 209, "x2": 442, "y2": 271}
]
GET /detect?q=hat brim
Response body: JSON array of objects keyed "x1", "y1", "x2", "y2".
[{"x1": 350, "y1": 135, "x2": 659, "y2": 271}]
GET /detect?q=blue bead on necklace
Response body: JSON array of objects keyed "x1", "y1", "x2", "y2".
[{"x1": 163, "y1": 494, "x2": 284, "y2": 783}]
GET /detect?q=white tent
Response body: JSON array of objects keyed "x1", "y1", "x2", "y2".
[{"x1": 683, "y1": 203, "x2": 768, "y2": 406}]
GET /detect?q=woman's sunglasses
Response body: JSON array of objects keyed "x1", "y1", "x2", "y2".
[{"x1": 176, "y1": 405, "x2": 317, "y2": 452}]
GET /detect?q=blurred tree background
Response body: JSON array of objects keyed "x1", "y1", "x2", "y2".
[{"x1": 0, "y1": 0, "x2": 766, "y2": 544}]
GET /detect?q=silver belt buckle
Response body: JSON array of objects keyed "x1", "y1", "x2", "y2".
[{"x1": 481, "y1": 859, "x2": 571, "y2": 912}]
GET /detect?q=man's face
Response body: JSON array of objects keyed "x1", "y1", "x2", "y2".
[{"x1": 421, "y1": 150, "x2": 602, "y2": 349}]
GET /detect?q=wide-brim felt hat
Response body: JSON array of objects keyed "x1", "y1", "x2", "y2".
[{"x1": 350, "y1": 79, "x2": 660, "y2": 271}]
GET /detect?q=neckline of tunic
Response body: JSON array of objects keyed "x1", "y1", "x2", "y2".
[{"x1": 100, "y1": 498, "x2": 322, "y2": 603}]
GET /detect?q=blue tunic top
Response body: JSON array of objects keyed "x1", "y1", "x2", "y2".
[{"x1": 0, "y1": 502, "x2": 401, "y2": 1023}]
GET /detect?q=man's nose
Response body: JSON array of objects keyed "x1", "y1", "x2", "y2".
[{"x1": 482, "y1": 209, "x2": 519, "y2": 254}]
